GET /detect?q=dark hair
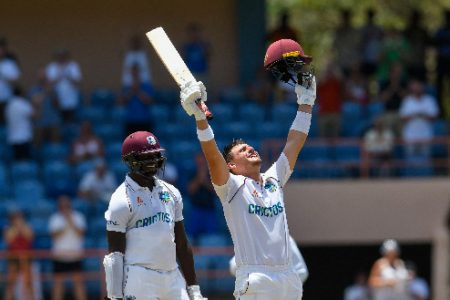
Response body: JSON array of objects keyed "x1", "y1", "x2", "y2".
[{"x1": 222, "y1": 138, "x2": 246, "y2": 163}]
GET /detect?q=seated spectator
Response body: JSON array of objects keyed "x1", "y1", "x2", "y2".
[
  {"x1": 3, "y1": 208, "x2": 35, "y2": 300},
  {"x1": 379, "y1": 62, "x2": 407, "y2": 135},
  {"x1": 78, "y1": 158, "x2": 117, "y2": 203},
  {"x1": 122, "y1": 34, "x2": 152, "y2": 87},
  {"x1": 69, "y1": 120, "x2": 104, "y2": 165},
  {"x1": 344, "y1": 271, "x2": 371, "y2": 300},
  {"x1": 399, "y1": 79, "x2": 439, "y2": 161},
  {"x1": 405, "y1": 261, "x2": 429, "y2": 300},
  {"x1": 0, "y1": 38, "x2": 21, "y2": 125},
  {"x1": 5, "y1": 87, "x2": 35, "y2": 160},
  {"x1": 30, "y1": 68, "x2": 61, "y2": 146},
  {"x1": 45, "y1": 49, "x2": 82, "y2": 124},
  {"x1": 187, "y1": 153, "x2": 218, "y2": 240},
  {"x1": 119, "y1": 64, "x2": 153, "y2": 135},
  {"x1": 344, "y1": 62, "x2": 369, "y2": 105},
  {"x1": 363, "y1": 117, "x2": 394, "y2": 177},
  {"x1": 317, "y1": 62, "x2": 343, "y2": 138},
  {"x1": 48, "y1": 195, "x2": 87, "y2": 300}
]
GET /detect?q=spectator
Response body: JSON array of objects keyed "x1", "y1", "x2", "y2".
[
  {"x1": 3, "y1": 208, "x2": 35, "y2": 300},
  {"x1": 379, "y1": 62, "x2": 407, "y2": 135},
  {"x1": 403, "y1": 10, "x2": 430, "y2": 80},
  {"x1": 433, "y1": 10, "x2": 450, "y2": 115},
  {"x1": 78, "y1": 158, "x2": 117, "y2": 203},
  {"x1": 68, "y1": 120, "x2": 104, "y2": 165},
  {"x1": 405, "y1": 261, "x2": 429, "y2": 300},
  {"x1": 267, "y1": 10, "x2": 299, "y2": 43},
  {"x1": 377, "y1": 28, "x2": 410, "y2": 83},
  {"x1": 363, "y1": 117, "x2": 395, "y2": 177},
  {"x1": 48, "y1": 195, "x2": 87, "y2": 300},
  {"x1": 344, "y1": 62, "x2": 369, "y2": 105},
  {"x1": 45, "y1": 49, "x2": 82, "y2": 124},
  {"x1": 399, "y1": 78, "x2": 439, "y2": 160},
  {"x1": 187, "y1": 153, "x2": 218, "y2": 240},
  {"x1": 317, "y1": 62, "x2": 343, "y2": 138},
  {"x1": 183, "y1": 23, "x2": 211, "y2": 83},
  {"x1": 121, "y1": 34, "x2": 152, "y2": 87},
  {"x1": 0, "y1": 39, "x2": 21, "y2": 124},
  {"x1": 360, "y1": 8, "x2": 384, "y2": 77},
  {"x1": 5, "y1": 87, "x2": 35, "y2": 160},
  {"x1": 119, "y1": 64, "x2": 153, "y2": 135},
  {"x1": 29, "y1": 68, "x2": 61, "y2": 146},
  {"x1": 369, "y1": 239, "x2": 410, "y2": 300},
  {"x1": 343, "y1": 271, "x2": 371, "y2": 300},
  {"x1": 333, "y1": 9, "x2": 361, "y2": 76}
]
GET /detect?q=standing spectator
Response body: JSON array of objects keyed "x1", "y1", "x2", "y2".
[
  {"x1": 121, "y1": 34, "x2": 152, "y2": 87},
  {"x1": 369, "y1": 239, "x2": 410, "y2": 300},
  {"x1": 3, "y1": 209, "x2": 35, "y2": 300},
  {"x1": 434, "y1": 10, "x2": 450, "y2": 115},
  {"x1": 399, "y1": 78, "x2": 439, "y2": 160},
  {"x1": 267, "y1": 10, "x2": 299, "y2": 43},
  {"x1": 48, "y1": 195, "x2": 87, "y2": 300},
  {"x1": 68, "y1": 120, "x2": 104, "y2": 166},
  {"x1": 0, "y1": 39, "x2": 21, "y2": 124},
  {"x1": 119, "y1": 64, "x2": 153, "y2": 135},
  {"x1": 405, "y1": 261, "x2": 429, "y2": 300},
  {"x1": 403, "y1": 10, "x2": 430, "y2": 79},
  {"x1": 187, "y1": 153, "x2": 218, "y2": 240},
  {"x1": 183, "y1": 23, "x2": 211, "y2": 83},
  {"x1": 363, "y1": 117, "x2": 395, "y2": 177},
  {"x1": 379, "y1": 63, "x2": 407, "y2": 135},
  {"x1": 333, "y1": 9, "x2": 361, "y2": 76},
  {"x1": 360, "y1": 8, "x2": 384, "y2": 77},
  {"x1": 45, "y1": 49, "x2": 82, "y2": 124},
  {"x1": 78, "y1": 158, "x2": 117, "y2": 203},
  {"x1": 29, "y1": 68, "x2": 61, "y2": 146},
  {"x1": 377, "y1": 28, "x2": 410, "y2": 83},
  {"x1": 5, "y1": 87, "x2": 35, "y2": 160},
  {"x1": 343, "y1": 271, "x2": 371, "y2": 300},
  {"x1": 317, "y1": 62, "x2": 343, "y2": 138},
  {"x1": 344, "y1": 62, "x2": 369, "y2": 105}
]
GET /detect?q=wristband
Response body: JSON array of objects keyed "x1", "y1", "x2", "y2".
[
  {"x1": 197, "y1": 125, "x2": 214, "y2": 142},
  {"x1": 290, "y1": 111, "x2": 312, "y2": 134}
]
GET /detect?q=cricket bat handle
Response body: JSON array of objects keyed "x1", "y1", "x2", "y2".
[{"x1": 195, "y1": 99, "x2": 213, "y2": 120}]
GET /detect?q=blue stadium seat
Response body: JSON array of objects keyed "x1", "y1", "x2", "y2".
[
  {"x1": 90, "y1": 88, "x2": 116, "y2": 108},
  {"x1": 209, "y1": 103, "x2": 235, "y2": 123},
  {"x1": 367, "y1": 101, "x2": 385, "y2": 121},
  {"x1": 169, "y1": 140, "x2": 199, "y2": 161},
  {"x1": 239, "y1": 103, "x2": 266, "y2": 123},
  {"x1": 95, "y1": 123, "x2": 123, "y2": 143},
  {"x1": 220, "y1": 87, "x2": 244, "y2": 103},
  {"x1": 333, "y1": 144, "x2": 361, "y2": 163},
  {"x1": 149, "y1": 104, "x2": 171, "y2": 123},
  {"x1": 83, "y1": 257, "x2": 101, "y2": 271},
  {"x1": 11, "y1": 161, "x2": 39, "y2": 181},
  {"x1": 0, "y1": 143, "x2": 12, "y2": 161},
  {"x1": 13, "y1": 180, "x2": 45, "y2": 202},
  {"x1": 106, "y1": 142, "x2": 123, "y2": 162},
  {"x1": 41, "y1": 143, "x2": 69, "y2": 162},
  {"x1": 198, "y1": 234, "x2": 231, "y2": 247},
  {"x1": 29, "y1": 199, "x2": 56, "y2": 219},
  {"x1": 110, "y1": 160, "x2": 128, "y2": 182},
  {"x1": 433, "y1": 119, "x2": 447, "y2": 136},
  {"x1": 77, "y1": 106, "x2": 108, "y2": 123},
  {"x1": 400, "y1": 162, "x2": 434, "y2": 177},
  {"x1": 341, "y1": 102, "x2": 363, "y2": 137},
  {"x1": 222, "y1": 121, "x2": 252, "y2": 140},
  {"x1": 30, "y1": 217, "x2": 49, "y2": 237},
  {"x1": 154, "y1": 88, "x2": 178, "y2": 104},
  {"x1": 110, "y1": 106, "x2": 127, "y2": 123},
  {"x1": 34, "y1": 236, "x2": 51, "y2": 249},
  {"x1": 255, "y1": 121, "x2": 286, "y2": 139},
  {"x1": 299, "y1": 144, "x2": 331, "y2": 161}
]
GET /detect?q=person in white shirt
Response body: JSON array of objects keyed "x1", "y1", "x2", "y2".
[
  {"x1": 78, "y1": 158, "x2": 117, "y2": 203},
  {"x1": 103, "y1": 131, "x2": 206, "y2": 300},
  {"x1": 5, "y1": 88, "x2": 35, "y2": 160},
  {"x1": 122, "y1": 35, "x2": 152, "y2": 87},
  {"x1": 48, "y1": 195, "x2": 87, "y2": 300},
  {"x1": 180, "y1": 39, "x2": 315, "y2": 300},
  {"x1": 399, "y1": 79, "x2": 439, "y2": 160},
  {"x1": 45, "y1": 49, "x2": 82, "y2": 123},
  {"x1": 0, "y1": 42, "x2": 21, "y2": 124}
]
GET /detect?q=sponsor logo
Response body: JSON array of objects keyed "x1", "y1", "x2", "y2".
[
  {"x1": 159, "y1": 191, "x2": 172, "y2": 204},
  {"x1": 135, "y1": 212, "x2": 172, "y2": 228},
  {"x1": 147, "y1": 135, "x2": 157, "y2": 145},
  {"x1": 136, "y1": 196, "x2": 145, "y2": 206},
  {"x1": 248, "y1": 201, "x2": 284, "y2": 217},
  {"x1": 282, "y1": 50, "x2": 301, "y2": 58},
  {"x1": 264, "y1": 181, "x2": 277, "y2": 193},
  {"x1": 106, "y1": 220, "x2": 119, "y2": 226},
  {"x1": 251, "y1": 189, "x2": 261, "y2": 199}
]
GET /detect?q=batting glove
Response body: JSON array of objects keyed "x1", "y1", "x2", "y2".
[
  {"x1": 180, "y1": 81, "x2": 206, "y2": 121},
  {"x1": 295, "y1": 76, "x2": 316, "y2": 106},
  {"x1": 187, "y1": 285, "x2": 207, "y2": 300}
]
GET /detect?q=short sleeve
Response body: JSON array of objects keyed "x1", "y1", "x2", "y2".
[
  {"x1": 173, "y1": 188, "x2": 184, "y2": 222},
  {"x1": 265, "y1": 153, "x2": 293, "y2": 187},
  {"x1": 105, "y1": 193, "x2": 131, "y2": 233},
  {"x1": 213, "y1": 174, "x2": 245, "y2": 204},
  {"x1": 74, "y1": 212, "x2": 86, "y2": 231}
]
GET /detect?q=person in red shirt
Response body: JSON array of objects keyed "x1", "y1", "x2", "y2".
[{"x1": 3, "y1": 209, "x2": 35, "y2": 300}]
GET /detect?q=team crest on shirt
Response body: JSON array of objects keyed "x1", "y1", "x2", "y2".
[
  {"x1": 147, "y1": 135, "x2": 157, "y2": 145},
  {"x1": 125, "y1": 296, "x2": 136, "y2": 300},
  {"x1": 159, "y1": 191, "x2": 172, "y2": 203},
  {"x1": 264, "y1": 181, "x2": 277, "y2": 193}
]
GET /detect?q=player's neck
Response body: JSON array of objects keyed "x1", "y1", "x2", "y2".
[
  {"x1": 129, "y1": 172, "x2": 156, "y2": 190},
  {"x1": 247, "y1": 170, "x2": 262, "y2": 184}
]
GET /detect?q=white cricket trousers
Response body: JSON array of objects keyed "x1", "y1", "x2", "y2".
[
  {"x1": 234, "y1": 265, "x2": 303, "y2": 300},
  {"x1": 123, "y1": 265, "x2": 189, "y2": 300}
]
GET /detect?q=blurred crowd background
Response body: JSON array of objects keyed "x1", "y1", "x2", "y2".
[{"x1": 0, "y1": 0, "x2": 450, "y2": 299}]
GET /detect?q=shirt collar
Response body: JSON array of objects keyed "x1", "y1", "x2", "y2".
[{"x1": 125, "y1": 175, "x2": 163, "y2": 192}]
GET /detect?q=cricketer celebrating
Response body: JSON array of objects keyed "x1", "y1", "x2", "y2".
[
  {"x1": 180, "y1": 39, "x2": 315, "y2": 300},
  {"x1": 103, "y1": 131, "x2": 206, "y2": 300}
]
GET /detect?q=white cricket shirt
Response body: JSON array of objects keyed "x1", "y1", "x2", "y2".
[
  {"x1": 214, "y1": 153, "x2": 293, "y2": 267},
  {"x1": 105, "y1": 175, "x2": 183, "y2": 271}
]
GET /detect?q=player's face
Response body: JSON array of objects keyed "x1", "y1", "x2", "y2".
[
  {"x1": 228, "y1": 143, "x2": 262, "y2": 174},
  {"x1": 138, "y1": 152, "x2": 165, "y2": 176}
]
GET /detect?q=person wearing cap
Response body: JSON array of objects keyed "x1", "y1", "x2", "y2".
[
  {"x1": 368, "y1": 239, "x2": 411, "y2": 300},
  {"x1": 179, "y1": 39, "x2": 315, "y2": 300},
  {"x1": 103, "y1": 131, "x2": 206, "y2": 300}
]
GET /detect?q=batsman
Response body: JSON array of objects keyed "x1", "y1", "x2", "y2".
[{"x1": 180, "y1": 39, "x2": 316, "y2": 300}]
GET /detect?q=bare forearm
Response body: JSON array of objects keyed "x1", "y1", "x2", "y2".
[{"x1": 177, "y1": 243, "x2": 197, "y2": 286}]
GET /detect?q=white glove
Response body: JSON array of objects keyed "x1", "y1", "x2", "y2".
[
  {"x1": 187, "y1": 285, "x2": 207, "y2": 300},
  {"x1": 295, "y1": 76, "x2": 316, "y2": 106},
  {"x1": 180, "y1": 81, "x2": 206, "y2": 121}
]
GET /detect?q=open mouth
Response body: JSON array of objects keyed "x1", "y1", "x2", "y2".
[{"x1": 248, "y1": 152, "x2": 259, "y2": 158}]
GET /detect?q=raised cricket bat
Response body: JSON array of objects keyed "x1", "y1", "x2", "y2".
[{"x1": 146, "y1": 27, "x2": 212, "y2": 120}]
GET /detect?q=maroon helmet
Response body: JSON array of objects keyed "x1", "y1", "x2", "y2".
[{"x1": 264, "y1": 39, "x2": 312, "y2": 68}]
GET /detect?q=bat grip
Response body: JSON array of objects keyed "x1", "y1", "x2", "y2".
[{"x1": 195, "y1": 99, "x2": 213, "y2": 120}]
